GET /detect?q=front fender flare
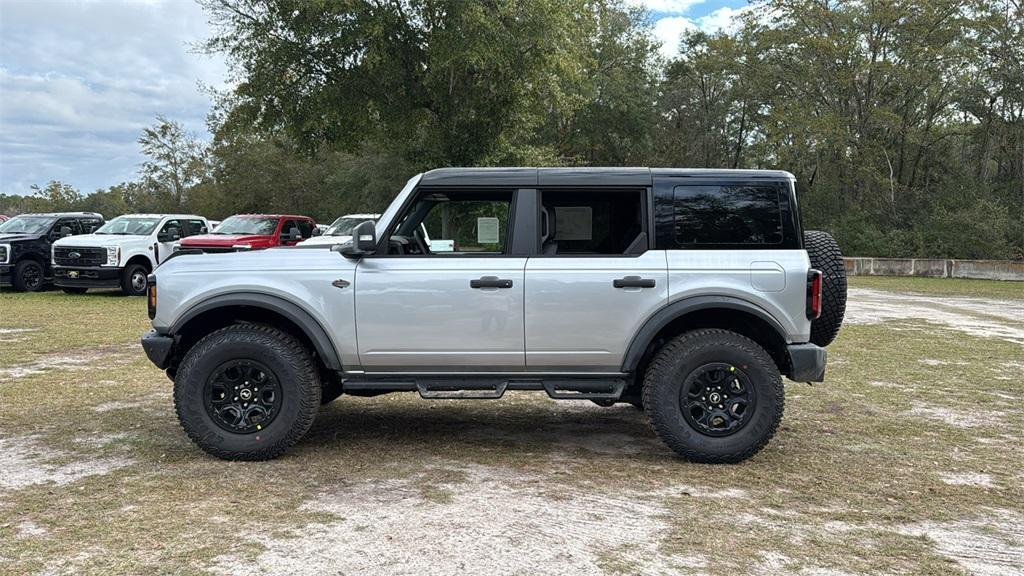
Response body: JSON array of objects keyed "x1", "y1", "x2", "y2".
[{"x1": 169, "y1": 292, "x2": 342, "y2": 371}]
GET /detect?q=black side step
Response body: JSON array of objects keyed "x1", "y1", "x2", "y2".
[
  {"x1": 417, "y1": 378, "x2": 508, "y2": 399},
  {"x1": 341, "y1": 377, "x2": 627, "y2": 401},
  {"x1": 541, "y1": 379, "x2": 625, "y2": 400}
]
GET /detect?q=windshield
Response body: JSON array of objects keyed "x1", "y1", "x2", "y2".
[
  {"x1": 95, "y1": 216, "x2": 162, "y2": 236},
  {"x1": 325, "y1": 216, "x2": 377, "y2": 236},
  {"x1": 212, "y1": 216, "x2": 279, "y2": 235},
  {"x1": 0, "y1": 215, "x2": 57, "y2": 235}
]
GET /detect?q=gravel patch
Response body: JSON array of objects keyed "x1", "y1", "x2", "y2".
[
  {"x1": 845, "y1": 288, "x2": 1024, "y2": 344},
  {"x1": 898, "y1": 510, "x2": 1024, "y2": 576},
  {"x1": 0, "y1": 344, "x2": 137, "y2": 381},
  {"x1": 210, "y1": 463, "x2": 709, "y2": 576},
  {"x1": 0, "y1": 435, "x2": 132, "y2": 493}
]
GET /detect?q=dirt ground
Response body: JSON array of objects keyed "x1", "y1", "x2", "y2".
[{"x1": 1, "y1": 277, "x2": 1021, "y2": 575}]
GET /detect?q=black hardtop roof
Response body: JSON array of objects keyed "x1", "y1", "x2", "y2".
[{"x1": 420, "y1": 167, "x2": 795, "y2": 187}]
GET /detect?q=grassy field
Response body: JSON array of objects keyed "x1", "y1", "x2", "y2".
[{"x1": 1, "y1": 281, "x2": 1022, "y2": 575}]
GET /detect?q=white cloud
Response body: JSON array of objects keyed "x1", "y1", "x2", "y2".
[
  {"x1": 653, "y1": 16, "x2": 698, "y2": 59},
  {"x1": 626, "y1": 0, "x2": 707, "y2": 14},
  {"x1": 0, "y1": 0, "x2": 228, "y2": 195},
  {"x1": 651, "y1": 5, "x2": 751, "y2": 59}
]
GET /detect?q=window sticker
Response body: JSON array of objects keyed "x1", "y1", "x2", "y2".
[
  {"x1": 554, "y1": 206, "x2": 592, "y2": 241},
  {"x1": 477, "y1": 217, "x2": 500, "y2": 244}
]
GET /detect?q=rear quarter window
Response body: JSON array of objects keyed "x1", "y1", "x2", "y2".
[{"x1": 672, "y1": 184, "x2": 791, "y2": 248}]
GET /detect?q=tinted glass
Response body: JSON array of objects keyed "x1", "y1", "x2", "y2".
[
  {"x1": 673, "y1": 185, "x2": 783, "y2": 246},
  {"x1": 326, "y1": 217, "x2": 375, "y2": 236},
  {"x1": 182, "y1": 220, "x2": 207, "y2": 236},
  {"x1": 0, "y1": 215, "x2": 57, "y2": 234},
  {"x1": 57, "y1": 219, "x2": 82, "y2": 235},
  {"x1": 214, "y1": 216, "x2": 279, "y2": 235},
  {"x1": 96, "y1": 216, "x2": 161, "y2": 236}
]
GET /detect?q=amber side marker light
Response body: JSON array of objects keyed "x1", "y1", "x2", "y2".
[{"x1": 147, "y1": 274, "x2": 157, "y2": 319}]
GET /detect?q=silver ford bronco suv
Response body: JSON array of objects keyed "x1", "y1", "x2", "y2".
[{"x1": 141, "y1": 168, "x2": 847, "y2": 463}]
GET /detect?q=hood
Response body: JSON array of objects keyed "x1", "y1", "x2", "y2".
[
  {"x1": 53, "y1": 233, "x2": 144, "y2": 248},
  {"x1": 0, "y1": 233, "x2": 42, "y2": 243},
  {"x1": 180, "y1": 234, "x2": 275, "y2": 247},
  {"x1": 158, "y1": 244, "x2": 355, "y2": 274},
  {"x1": 297, "y1": 234, "x2": 352, "y2": 247}
]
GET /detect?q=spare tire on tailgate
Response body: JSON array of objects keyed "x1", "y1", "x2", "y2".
[{"x1": 804, "y1": 230, "x2": 847, "y2": 347}]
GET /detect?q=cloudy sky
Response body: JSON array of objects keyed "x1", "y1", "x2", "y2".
[{"x1": 0, "y1": 0, "x2": 746, "y2": 197}]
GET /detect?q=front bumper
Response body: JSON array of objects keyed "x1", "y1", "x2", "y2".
[
  {"x1": 53, "y1": 265, "x2": 121, "y2": 288},
  {"x1": 0, "y1": 264, "x2": 11, "y2": 287},
  {"x1": 141, "y1": 330, "x2": 175, "y2": 369},
  {"x1": 786, "y1": 343, "x2": 827, "y2": 382}
]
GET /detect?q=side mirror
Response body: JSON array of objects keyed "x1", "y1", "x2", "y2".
[
  {"x1": 312, "y1": 227, "x2": 322, "y2": 237},
  {"x1": 339, "y1": 220, "x2": 376, "y2": 259},
  {"x1": 88, "y1": 225, "x2": 99, "y2": 233},
  {"x1": 282, "y1": 227, "x2": 301, "y2": 243},
  {"x1": 60, "y1": 226, "x2": 72, "y2": 238}
]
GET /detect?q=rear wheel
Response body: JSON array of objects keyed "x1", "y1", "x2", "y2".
[
  {"x1": 174, "y1": 323, "x2": 321, "y2": 460},
  {"x1": 62, "y1": 287, "x2": 88, "y2": 294},
  {"x1": 804, "y1": 230, "x2": 847, "y2": 347},
  {"x1": 643, "y1": 329, "x2": 783, "y2": 463},
  {"x1": 13, "y1": 260, "x2": 45, "y2": 292},
  {"x1": 120, "y1": 263, "x2": 148, "y2": 296}
]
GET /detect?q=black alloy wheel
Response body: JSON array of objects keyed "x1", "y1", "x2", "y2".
[
  {"x1": 204, "y1": 360, "x2": 282, "y2": 434},
  {"x1": 680, "y1": 363, "x2": 756, "y2": 437}
]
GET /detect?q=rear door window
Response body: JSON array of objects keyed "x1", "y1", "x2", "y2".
[{"x1": 672, "y1": 185, "x2": 785, "y2": 247}]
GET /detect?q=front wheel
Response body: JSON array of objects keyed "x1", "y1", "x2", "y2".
[
  {"x1": 174, "y1": 323, "x2": 321, "y2": 460},
  {"x1": 120, "y1": 264, "x2": 149, "y2": 296},
  {"x1": 13, "y1": 260, "x2": 45, "y2": 292},
  {"x1": 643, "y1": 329, "x2": 784, "y2": 463}
]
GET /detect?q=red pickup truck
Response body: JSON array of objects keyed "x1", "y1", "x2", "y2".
[{"x1": 177, "y1": 214, "x2": 318, "y2": 253}]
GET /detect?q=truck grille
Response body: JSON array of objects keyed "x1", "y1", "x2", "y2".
[
  {"x1": 54, "y1": 246, "x2": 106, "y2": 266},
  {"x1": 0, "y1": 244, "x2": 8, "y2": 264}
]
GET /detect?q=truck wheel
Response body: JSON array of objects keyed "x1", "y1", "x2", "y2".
[
  {"x1": 804, "y1": 230, "x2": 847, "y2": 347},
  {"x1": 120, "y1": 264, "x2": 149, "y2": 296},
  {"x1": 13, "y1": 260, "x2": 45, "y2": 292},
  {"x1": 643, "y1": 329, "x2": 784, "y2": 464},
  {"x1": 62, "y1": 287, "x2": 88, "y2": 294},
  {"x1": 173, "y1": 323, "x2": 321, "y2": 460}
]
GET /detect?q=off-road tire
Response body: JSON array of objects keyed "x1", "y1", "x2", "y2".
[
  {"x1": 643, "y1": 329, "x2": 784, "y2": 463},
  {"x1": 174, "y1": 323, "x2": 321, "y2": 460},
  {"x1": 13, "y1": 259, "x2": 45, "y2": 292},
  {"x1": 120, "y1": 263, "x2": 149, "y2": 296},
  {"x1": 804, "y1": 230, "x2": 846, "y2": 347},
  {"x1": 62, "y1": 287, "x2": 88, "y2": 294}
]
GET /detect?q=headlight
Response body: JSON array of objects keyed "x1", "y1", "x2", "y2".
[
  {"x1": 0, "y1": 244, "x2": 9, "y2": 264},
  {"x1": 105, "y1": 246, "x2": 119, "y2": 266},
  {"x1": 232, "y1": 244, "x2": 252, "y2": 250}
]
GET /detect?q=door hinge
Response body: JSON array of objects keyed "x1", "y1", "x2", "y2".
[{"x1": 331, "y1": 279, "x2": 350, "y2": 289}]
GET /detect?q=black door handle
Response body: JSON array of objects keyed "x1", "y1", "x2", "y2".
[
  {"x1": 613, "y1": 276, "x2": 655, "y2": 289},
  {"x1": 471, "y1": 276, "x2": 513, "y2": 289}
]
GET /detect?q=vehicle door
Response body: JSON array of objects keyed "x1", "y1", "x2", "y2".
[
  {"x1": 524, "y1": 188, "x2": 668, "y2": 372},
  {"x1": 280, "y1": 219, "x2": 303, "y2": 245},
  {"x1": 53, "y1": 218, "x2": 81, "y2": 240},
  {"x1": 354, "y1": 188, "x2": 527, "y2": 372},
  {"x1": 154, "y1": 219, "x2": 183, "y2": 264}
]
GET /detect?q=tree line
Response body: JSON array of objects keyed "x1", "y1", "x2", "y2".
[{"x1": 2, "y1": 0, "x2": 1020, "y2": 259}]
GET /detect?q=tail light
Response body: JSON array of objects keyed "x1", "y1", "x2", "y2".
[
  {"x1": 147, "y1": 274, "x2": 157, "y2": 319},
  {"x1": 806, "y1": 269, "x2": 822, "y2": 320}
]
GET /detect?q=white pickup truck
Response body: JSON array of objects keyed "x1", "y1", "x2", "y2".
[{"x1": 53, "y1": 214, "x2": 209, "y2": 295}]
